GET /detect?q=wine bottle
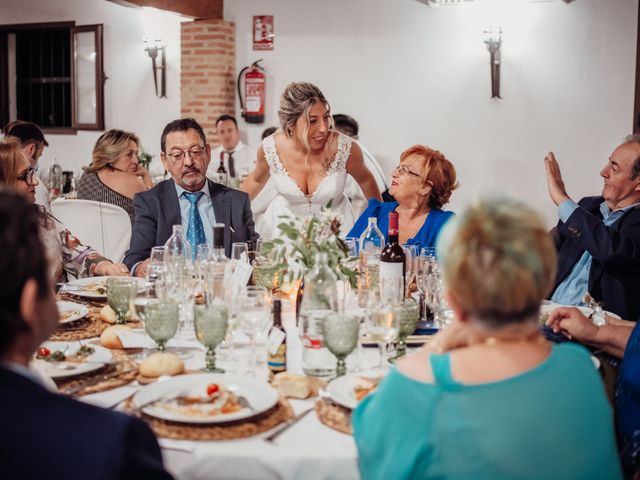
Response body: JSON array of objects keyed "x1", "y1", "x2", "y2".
[
  {"x1": 379, "y1": 211, "x2": 405, "y2": 302},
  {"x1": 268, "y1": 299, "x2": 287, "y2": 374},
  {"x1": 216, "y1": 152, "x2": 228, "y2": 186}
]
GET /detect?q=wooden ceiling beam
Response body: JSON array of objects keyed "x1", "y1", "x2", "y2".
[{"x1": 113, "y1": 0, "x2": 223, "y2": 19}]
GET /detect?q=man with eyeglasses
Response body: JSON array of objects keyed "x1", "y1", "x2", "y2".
[
  {"x1": 545, "y1": 134, "x2": 640, "y2": 320},
  {"x1": 124, "y1": 118, "x2": 259, "y2": 276},
  {"x1": 2, "y1": 121, "x2": 50, "y2": 211}
]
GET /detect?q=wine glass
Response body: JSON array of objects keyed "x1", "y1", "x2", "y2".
[
  {"x1": 145, "y1": 299, "x2": 179, "y2": 351},
  {"x1": 106, "y1": 277, "x2": 134, "y2": 324},
  {"x1": 324, "y1": 313, "x2": 360, "y2": 376},
  {"x1": 147, "y1": 246, "x2": 166, "y2": 284},
  {"x1": 194, "y1": 301, "x2": 229, "y2": 372},
  {"x1": 393, "y1": 299, "x2": 420, "y2": 358},
  {"x1": 231, "y1": 242, "x2": 249, "y2": 264},
  {"x1": 344, "y1": 237, "x2": 359, "y2": 258},
  {"x1": 369, "y1": 291, "x2": 401, "y2": 371},
  {"x1": 236, "y1": 286, "x2": 271, "y2": 370}
]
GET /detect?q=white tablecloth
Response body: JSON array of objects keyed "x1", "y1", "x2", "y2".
[{"x1": 80, "y1": 304, "x2": 374, "y2": 480}]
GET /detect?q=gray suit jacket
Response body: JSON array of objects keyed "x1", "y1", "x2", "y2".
[{"x1": 123, "y1": 179, "x2": 259, "y2": 269}]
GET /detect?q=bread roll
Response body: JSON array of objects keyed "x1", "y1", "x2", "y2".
[
  {"x1": 100, "y1": 325, "x2": 131, "y2": 349},
  {"x1": 99, "y1": 305, "x2": 117, "y2": 324},
  {"x1": 272, "y1": 372, "x2": 312, "y2": 399},
  {"x1": 139, "y1": 352, "x2": 184, "y2": 378}
]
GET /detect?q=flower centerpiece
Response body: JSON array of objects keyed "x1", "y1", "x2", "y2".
[{"x1": 255, "y1": 208, "x2": 358, "y2": 292}]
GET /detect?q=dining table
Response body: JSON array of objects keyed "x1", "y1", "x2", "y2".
[{"x1": 68, "y1": 299, "x2": 385, "y2": 480}]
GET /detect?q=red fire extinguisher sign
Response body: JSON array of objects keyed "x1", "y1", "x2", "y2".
[{"x1": 253, "y1": 16, "x2": 274, "y2": 51}]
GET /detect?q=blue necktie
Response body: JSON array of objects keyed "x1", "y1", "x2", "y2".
[{"x1": 183, "y1": 192, "x2": 206, "y2": 259}]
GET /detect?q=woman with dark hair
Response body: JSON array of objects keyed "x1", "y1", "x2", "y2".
[
  {"x1": 347, "y1": 144, "x2": 458, "y2": 251},
  {"x1": 353, "y1": 198, "x2": 622, "y2": 479},
  {"x1": 77, "y1": 129, "x2": 152, "y2": 223},
  {"x1": 0, "y1": 140, "x2": 129, "y2": 282},
  {"x1": 240, "y1": 81, "x2": 381, "y2": 238}
]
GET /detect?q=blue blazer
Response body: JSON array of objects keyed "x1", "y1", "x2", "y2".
[
  {"x1": 124, "y1": 179, "x2": 259, "y2": 268},
  {"x1": 347, "y1": 199, "x2": 454, "y2": 251},
  {"x1": 552, "y1": 196, "x2": 640, "y2": 320},
  {"x1": 0, "y1": 367, "x2": 173, "y2": 480}
]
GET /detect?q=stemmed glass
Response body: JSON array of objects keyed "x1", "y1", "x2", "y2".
[
  {"x1": 194, "y1": 301, "x2": 229, "y2": 372},
  {"x1": 403, "y1": 244, "x2": 418, "y2": 297},
  {"x1": 148, "y1": 246, "x2": 166, "y2": 283},
  {"x1": 236, "y1": 286, "x2": 271, "y2": 370},
  {"x1": 106, "y1": 277, "x2": 134, "y2": 324},
  {"x1": 231, "y1": 242, "x2": 249, "y2": 264},
  {"x1": 145, "y1": 299, "x2": 179, "y2": 351},
  {"x1": 393, "y1": 300, "x2": 420, "y2": 358},
  {"x1": 324, "y1": 313, "x2": 360, "y2": 376},
  {"x1": 370, "y1": 276, "x2": 403, "y2": 371}
]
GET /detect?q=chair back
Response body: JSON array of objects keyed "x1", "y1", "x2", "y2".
[{"x1": 50, "y1": 199, "x2": 132, "y2": 262}]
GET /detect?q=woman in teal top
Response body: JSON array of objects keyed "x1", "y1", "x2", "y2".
[
  {"x1": 346, "y1": 145, "x2": 457, "y2": 251},
  {"x1": 353, "y1": 198, "x2": 622, "y2": 480}
]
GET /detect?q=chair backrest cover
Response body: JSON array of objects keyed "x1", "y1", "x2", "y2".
[{"x1": 50, "y1": 198, "x2": 132, "y2": 263}]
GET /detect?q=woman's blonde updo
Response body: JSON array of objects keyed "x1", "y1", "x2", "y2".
[
  {"x1": 278, "y1": 82, "x2": 335, "y2": 153},
  {"x1": 84, "y1": 129, "x2": 140, "y2": 173},
  {"x1": 440, "y1": 198, "x2": 556, "y2": 327}
]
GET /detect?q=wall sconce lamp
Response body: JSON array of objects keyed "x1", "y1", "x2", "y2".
[
  {"x1": 144, "y1": 36, "x2": 166, "y2": 98},
  {"x1": 484, "y1": 28, "x2": 502, "y2": 99}
]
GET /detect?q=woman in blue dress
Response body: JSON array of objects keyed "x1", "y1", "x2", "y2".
[
  {"x1": 353, "y1": 198, "x2": 622, "y2": 480},
  {"x1": 346, "y1": 144, "x2": 457, "y2": 251}
]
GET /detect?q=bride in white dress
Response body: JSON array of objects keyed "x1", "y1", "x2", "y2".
[{"x1": 240, "y1": 82, "x2": 382, "y2": 239}]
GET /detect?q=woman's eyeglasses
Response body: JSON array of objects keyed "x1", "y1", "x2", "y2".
[
  {"x1": 394, "y1": 163, "x2": 421, "y2": 177},
  {"x1": 16, "y1": 167, "x2": 37, "y2": 185}
]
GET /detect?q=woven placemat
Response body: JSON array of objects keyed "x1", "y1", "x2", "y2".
[
  {"x1": 315, "y1": 398, "x2": 352, "y2": 435},
  {"x1": 50, "y1": 308, "x2": 108, "y2": 341},
  {"x1": 125, "y1": 397, "x2": 293, "y2": 441},
  {"x1": 56, "y1": 350, "x2": 138, "y2": 396},
  {"x1": 58, "y1": 292, "x2": 106, "y2": 308}
]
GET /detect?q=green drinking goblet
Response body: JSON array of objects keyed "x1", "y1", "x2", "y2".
[
  {"x1": 323, "y1": 313, "x2": 360, "y2": 377},
  {"x1": 145, "y1": 300, "x2": 179, "y2": 352},
  {"x1": 106, "y1": 277, "x2": 134, "y2": 324},
  {"x1": 194, "y1": 302, "x2": 229, "y2": 372},
  {"x1": 393, "y1": 299, "x2": 420, "y2": 359}
]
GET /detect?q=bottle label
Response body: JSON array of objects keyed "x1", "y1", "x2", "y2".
[
  {"x1": 379, "y1": 261, "x2": 403, "y2": 279},
  {"x1": 302, "y1": 335, "x2": 324, "y2": 349},
  {"x1": 267, "y1": 327, "x2": 286, "y2": 355},
  {"x1": 268, "y1": 344, "x2": 287, "y2": 372}
]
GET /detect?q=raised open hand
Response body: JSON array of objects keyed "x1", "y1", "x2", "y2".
[{"x1": 544, "y1": 152, "x2": 571, "y2": 206}]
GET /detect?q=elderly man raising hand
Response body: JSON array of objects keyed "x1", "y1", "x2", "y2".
[{"x1": 544, "y1": 135, "x2": 640, "y2": 320}]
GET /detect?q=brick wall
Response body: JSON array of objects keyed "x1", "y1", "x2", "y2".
[{"x1": 181, "y1": 19, "x2": 235, "y2": 146}]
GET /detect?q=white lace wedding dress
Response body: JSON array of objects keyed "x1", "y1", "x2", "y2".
[{"x1": 255, "y1": 133, "x2": 356, "y2": 240}]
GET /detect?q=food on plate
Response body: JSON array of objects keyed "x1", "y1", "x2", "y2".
[
  {"x1": 34, "y1": 344, "x2": 95, "y2": 363},
  {"x1": 272, "y1": 372, "x2": 313, "y2": 399},
  {"x1": 354, "y1": 376, "x2": 381, "y2": 401},
  {"x1": 139, "y1": 352, "x2": 185, "y2": 378},
  {"x1": 82, "y1": 280, "x2": 107, "y2": 295},
  {"x1": 59, "y1": 309, "x2": 80, "y2": 322},
  {"x1": 100, "y1": 325, "x2": 131, "y2": 349},
  {"x1": 152, "y1": 383, "x2": 244, "y2": 418}
]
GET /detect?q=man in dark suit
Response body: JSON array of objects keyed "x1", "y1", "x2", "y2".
[
  {"x1": 544, "y1": 135, "x2": 640, "y2": 320},
  {"x1": 0, "y1": 190, "x2": 173, "y2": 480},
  {"x1": 124, "y1": 118, "x2": 259, "y2": 276}
]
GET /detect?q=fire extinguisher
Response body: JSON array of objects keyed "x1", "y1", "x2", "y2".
[{"x1": 237, "y1": 59, "x2": 265, "y2": 124}]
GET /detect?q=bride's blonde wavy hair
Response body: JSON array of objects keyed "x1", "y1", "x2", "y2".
[{"x1": 278, "y1": 82, "x2": 336, "y2": 163}]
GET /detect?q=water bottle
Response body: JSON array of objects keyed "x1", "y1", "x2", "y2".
[
  {"x1": 359, "y1": 217, "x2": 384, "y2": 291},
  {"x1": 299, "y1": 252, "x2": 338, "y2": 377},
  {"x1": 164, "y1": 224, "x2": 191, "y2": 262}
]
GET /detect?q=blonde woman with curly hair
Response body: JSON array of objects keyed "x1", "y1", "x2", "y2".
[
  {"x1": 240, "y1": 81, "x2": 381, "y2": 239},
  {"x1": 77, "y1": 129, "x2": 152, "y2": 223},
  {"x1": 353, "y1": 197, "x2": 622, "y2": 480}
]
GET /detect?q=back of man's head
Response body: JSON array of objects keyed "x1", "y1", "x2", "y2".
[
  {"x1": 3, "y1": 121, "x2": 48, "y2": 147},
  {"x1": 0, "y1": 189, "x2": 48, "y2": 357},
  {"x1": 160, "y1": 118, "x2": 207, "y2": 152},
  {"x1": 332, "y1": 114, "x2": 359, "y2": 139}
]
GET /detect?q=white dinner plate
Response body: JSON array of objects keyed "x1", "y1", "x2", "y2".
[
  {"x1": 57, "y1": 301, "x2": 89, "y2": 324},
  {"x1": 326, "y1": 371, "x2": 383, "y2": 410},
  {"x1": 132, "y1": 373, "x2": 279, "y2": 424},
  {"x1": 31, "y1": 341, "x2": 113, "y2": 379},
  {"x1": 62, "y1": 276, "x2": 110, "y2": 299},
  {"x1": 539, "y1": 304, "x2": 593, "y2": 323}
]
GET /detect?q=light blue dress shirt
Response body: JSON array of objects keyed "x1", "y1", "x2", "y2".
[
  {"x1": 173, "y1": 181, "x2": 216, "y2": 247},
  {"x1": 551, "y1": 199, "x2": 639, "y2": 305}
]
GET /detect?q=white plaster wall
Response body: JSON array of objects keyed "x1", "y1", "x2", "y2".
[
  {"x1": 0, "y1": 0, "x2": 182, "y2": 174},
  {"x1": 225, "y1": 0, "x2": 638, "y2": 225}
]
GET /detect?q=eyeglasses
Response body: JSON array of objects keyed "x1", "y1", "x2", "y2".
[
  {"x1": 16, "y1": 167, "x2": 37, "y2": 185},
  {"x1": 165, "y1": 146, "x2": 206, "y2": 163},
  {"x1": 394, "y1": 163, "x2": 421, "y2": 178}
]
